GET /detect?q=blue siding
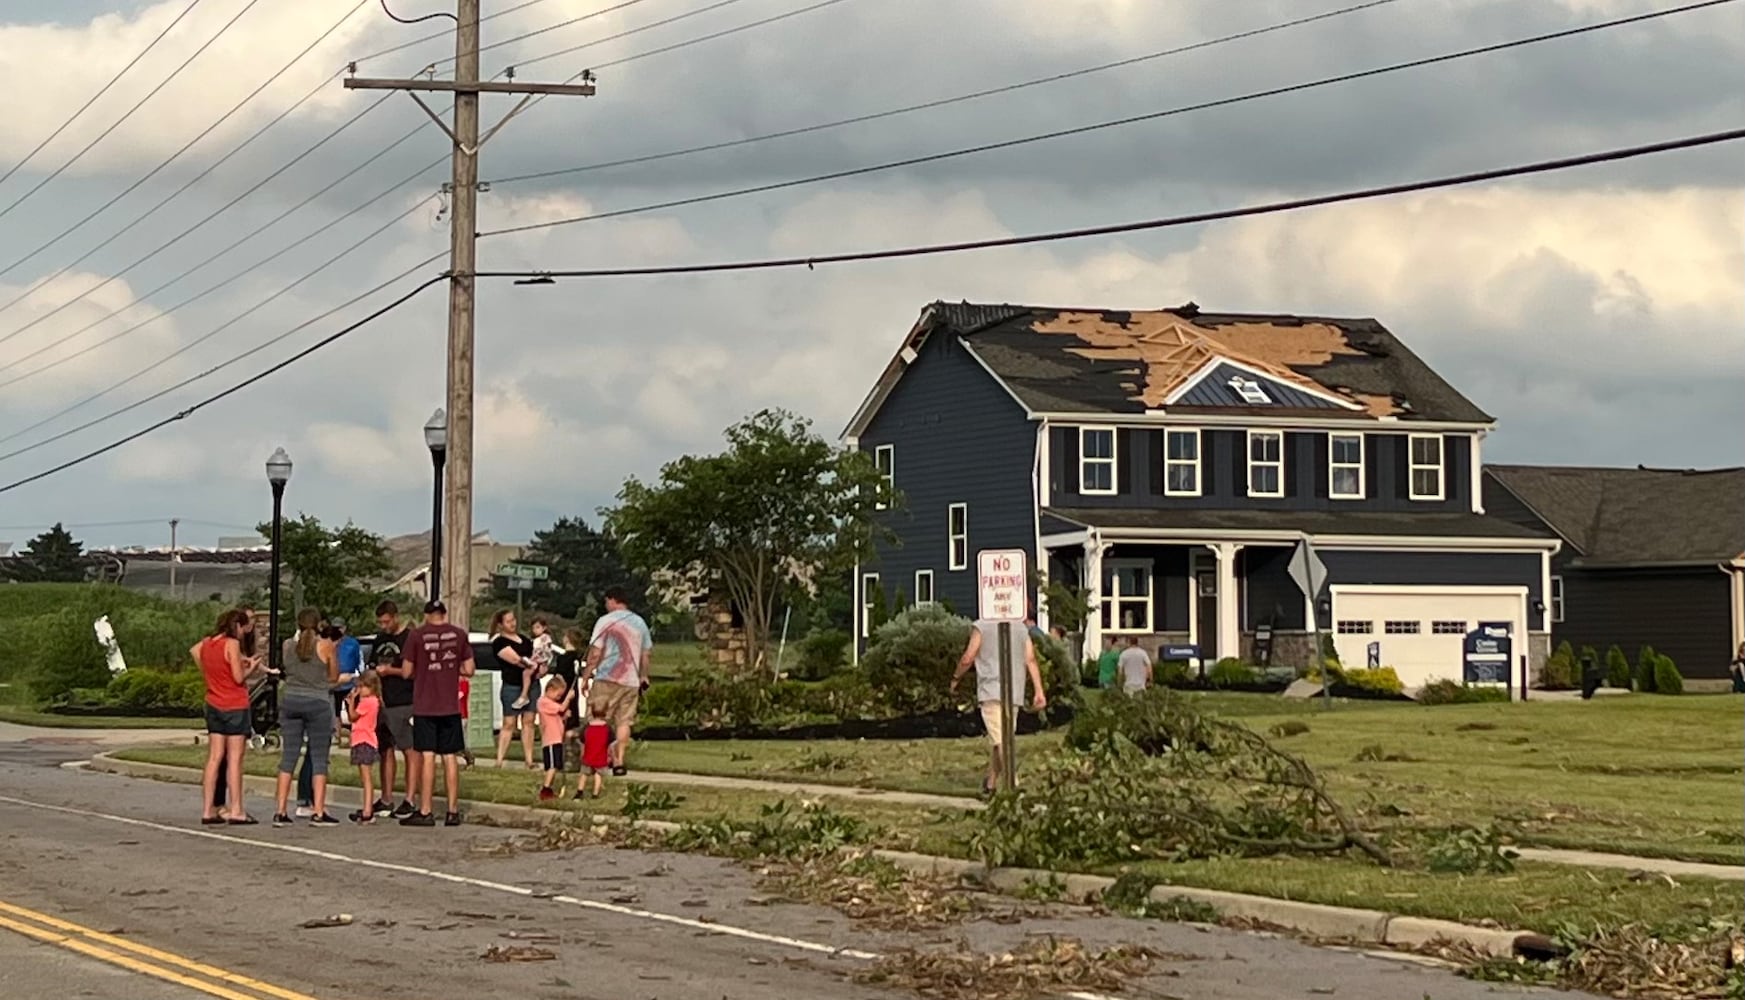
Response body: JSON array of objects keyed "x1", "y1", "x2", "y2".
[
  {"x1": 1312, "y1": 550, "x2": 1544, "y2": 630},
  {"x1": 1051, "y1": 426, "x2": 1474, "y2": 514},
  {"x1": 861, "y1": 332, "x2": 1035, "y2": 630},
  {"x1": 1241, "y1": 546, "x2": 1306, "y2": 630},
  {"x1": 1176, "y1": 362, "x2": 1344, "y2": 409}
]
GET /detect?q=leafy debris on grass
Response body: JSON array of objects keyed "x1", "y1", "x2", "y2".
[{"x1": 851, "y1": 936, "x2": 1170, "y2": 1000}]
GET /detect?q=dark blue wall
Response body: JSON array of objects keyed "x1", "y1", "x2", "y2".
[
  {"x1": 861, "y1": 331, "x2": 1036, "y2": 627},
  {"x1": 1051, "y1": 427, "x2": 1472, "y2": 513},
  {"x1": 1241, "y1": 546, "x2": 1306, "y2": 630},
  {"x1": 1313, "y1": 550, "x2": 1545, "y2": 631}
]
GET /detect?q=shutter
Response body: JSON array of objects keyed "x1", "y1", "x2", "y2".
[
  {"x1": 1395, "y1": 435, "x2": 1411, "y2": 500},
  {"x1": 1117, "y1": 428, "x2": 1134, "y2": 495},
  {"x1": 1312, "y1": 433, "x2": 1330, "y2": 500},
  {"x1": 1285, "y1": 433, "x2": 1302, "y2": 500},
  {"x1": 1230, "y1": 432, "x2": 1247, "y2": 497},
  {"x1": 1150, "y1": 430, "x2": 1166, "y2": 495},
  {"x1": 1201, "y1": 432, "x2": 1216, "y2": 497},
  {"x1": 1059, "y1": 428, "x2": 1079, "y2": 496},
  {"x1": 1365, "y1": 434, "x2": 1381, "y2": 500}
]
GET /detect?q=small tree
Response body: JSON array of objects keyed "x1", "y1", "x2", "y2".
[
  {"x1": 487, "y1": 516, "x2": 648, "y2": 620},
  {"x1": 1604, "y1": 645, "x2": 1632, "y2": 688},
  {"x1": 1653, "y1": 655, "x2": 1684, "y2": 695},
  {"x1": 891, "y1": 587, "x2": 911, "y2": 617},
  {"x1": 868, "y1": 581, "x2": 890, "y2": 634},
  {"x1": 605, "y1": 409, "x2": 895, "y2": 676},
  {"x1": 259, "y1": 515, "x2": 392, "y2": 626},
  {"x1": 2, "y1": 523, "x2": 87, "y2": 583},
  {"x1": 1634, "y1": 644, "x2": 1659, "y2": 693},
  {"x1": 1540, "y1": 642, "x2": 1576, "y2": 690}
]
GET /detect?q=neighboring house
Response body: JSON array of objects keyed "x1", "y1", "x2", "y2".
[
  {"x1": 1483, "y1": 464, "x2": 1745, "y2": 686},
  {"x1": 845, "y1": 301, "x2": 1560, "y2": 691}
]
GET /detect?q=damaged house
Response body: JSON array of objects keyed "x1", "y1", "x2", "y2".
[{"x1": 845, "y1": 301, "x2": 1560, "y2": 691}]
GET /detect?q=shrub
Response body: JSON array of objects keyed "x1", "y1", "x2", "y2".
[
  {"x1": 1032, "y1": 632, "x2": 1079, "y2": 710},
  {"x1": 1635, "y1": 645, "x2": 1659, "y2": 693},
  {"x1": 1604, "y1": 645, "x2": 1632, "y2": 689},
  {"x1": 101, "y1": 668, "x2": 204, "y2": 715},
  {"x1": 860, "y1": 604, "x2": 970, "y2": 715},
  {"x1": 1156, "y1": 659, "x2": 1193, "y2": 686},
  {"x1": 789, "y1": 627, "x2": 850, "y2": 681},
  {"x1": 1066, "y1": 687, "x2": 1220, "y2": 756},
  {"x1": 28, "y1": 608, "x2": 115, "y2": 702},
  {"x1": 1416, "y1": 679, "x2": 1509, "y2": 705},
  {"x1": 1539, "y1": 642, "x2": 1576, "y2": 690},
  {"x1": 1206, "y1": 658, "x2": 1258, "y2": 687},
  {"x1": 1653, "y1": 655, "x2": 1684, "y2": 696},
  {"x1": 1313, "y1": 664, "x2": 1404, "y2": 696}
]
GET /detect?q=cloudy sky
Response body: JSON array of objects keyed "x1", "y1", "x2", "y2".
[{"x1": 0, "y1": 0, "x2": 1740, "y2": 553}]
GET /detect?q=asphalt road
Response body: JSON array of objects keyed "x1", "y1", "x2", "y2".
[{"x1": 0, "y1": 731, "x2": 1594, "y2": 1000}]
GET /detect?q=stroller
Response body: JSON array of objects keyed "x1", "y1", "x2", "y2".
[{"x1": 246, "y1": 672, "x2": 281, "y2": 750}]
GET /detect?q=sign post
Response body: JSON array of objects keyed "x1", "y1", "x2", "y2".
[
  {"x1": 978, "y1": 549, "x2": 1028, "y2": 793},
  {"x1": 498, "y1": 562, "x2": 546, "y2": 616},
  {"x1": 1287, "y1": 537, "x2": 1330, "y2": 708}
]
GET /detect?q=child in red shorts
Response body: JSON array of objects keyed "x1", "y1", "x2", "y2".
[{"x1": 577, "y1": 702, "x2": 612, "y2": 799}]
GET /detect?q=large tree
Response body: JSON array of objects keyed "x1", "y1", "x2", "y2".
[
  {"x1": 256, "y1": 514, "x2": 392, "y2": 625},
  {"x1": 604, "y1": 408, "x2": 895, "y2": 676},
  {"x1": 487, "y1": 516, "x2": 648, "y2": 625},
  {"x1": 2, "y1": 523, "x2": 87, "y2": 582}
]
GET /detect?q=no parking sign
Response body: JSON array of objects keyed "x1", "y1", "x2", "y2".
[{"x1": 977, "y1": 549, "x2": 1027, "y2": 621}]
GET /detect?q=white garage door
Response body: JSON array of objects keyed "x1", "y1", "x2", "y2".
[{"x1": 1330, "y1": 587, "x2": 1524, "y2": 690}]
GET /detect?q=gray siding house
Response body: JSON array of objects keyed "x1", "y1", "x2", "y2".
[
  {"x1": 845, "y1": 301, "x2": 1560, "y2": 691},
  {"x1": 1484, "y1": 465, "x2": 1745, "y2": 685}
]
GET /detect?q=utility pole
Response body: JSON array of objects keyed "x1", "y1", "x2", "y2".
[
  {"x1": 168, "y1": 518, "x2": 179, "y2": 594},
  {"x1": 345, "y1": 0, "x2": 594, "y2": 629}
]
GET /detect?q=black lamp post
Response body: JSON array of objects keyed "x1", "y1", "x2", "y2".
[
  {"x1": 265, "y1": 448, "x2": 292, "y2": 672},
  {"x1": 424, "y1": 408, "x2": 447, "y2": 604}
]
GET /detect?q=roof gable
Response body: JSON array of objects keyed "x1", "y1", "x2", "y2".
[
  {"x1": 1167, "y1": 359, "x2": 1357, "y2": 411},
  {"x1": 1486, "y1": 464, "x2": 1745, "y2": 565}
]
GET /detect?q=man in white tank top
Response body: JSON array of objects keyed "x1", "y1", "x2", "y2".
[{"x1": 950, "y1": 618, "x2": 1047, "y2": 795}]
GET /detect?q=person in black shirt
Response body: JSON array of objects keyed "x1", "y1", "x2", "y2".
[
  {"x1": 370, "y1": 600, "x2": 419, "y2": 818},
  {"x1": 488, "y1": 609, "x2": 539, "y2": 770},
  {"x1": 554, "y1": 629, "x2": 585, "y2": 752}
]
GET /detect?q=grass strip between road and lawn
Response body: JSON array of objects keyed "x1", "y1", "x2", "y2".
[{"x1": 112, "y1": 739, "x2": 1742, "y2": 941}]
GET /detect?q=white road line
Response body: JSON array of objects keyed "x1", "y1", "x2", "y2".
[{"x1": 0, "y1": 791, "x2": 1133, "y2": 1000}]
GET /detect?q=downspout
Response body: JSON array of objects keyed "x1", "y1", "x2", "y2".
[{"x1": 1033, "y1": 418, "x2": 1049, "y2": 631}]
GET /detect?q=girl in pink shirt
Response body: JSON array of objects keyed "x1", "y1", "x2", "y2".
[
  {"x1": 537, "y1": 677, "x2": 571, "y2": 801},
  {"x1": 347, "y1": 672, "x2": 383, "y2": 823}
]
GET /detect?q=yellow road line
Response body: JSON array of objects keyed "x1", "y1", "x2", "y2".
[{"x1": 0, "y1": 899, "x2": 320, "y2": 1000}]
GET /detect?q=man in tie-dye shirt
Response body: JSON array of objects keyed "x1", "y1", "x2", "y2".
[{"x1": 582, "y1": 587, "x2": 654, "y2": 776}]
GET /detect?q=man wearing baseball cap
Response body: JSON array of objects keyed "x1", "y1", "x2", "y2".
[{"x1": 400, "y1": 600, "x2": 474, "y2": 826}]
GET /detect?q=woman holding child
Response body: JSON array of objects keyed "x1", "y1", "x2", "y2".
[{"x1": 489, "y1": 609, "x2": 539, "y2": 770}]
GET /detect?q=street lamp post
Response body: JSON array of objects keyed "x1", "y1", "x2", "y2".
[
  {"x1": 424, "y1": 409, "x2": 448, "y2": 604},
  {"x1": 265, "y1": 448, "x2": 292, "y2": 673}
]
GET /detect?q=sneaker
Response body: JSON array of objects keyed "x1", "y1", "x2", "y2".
[
  {"x1": 611, "y1": 766, "x2": 628, "y2": 777},
  {"x1": 294, "y1": 804, "x2": 313, "y2": 819},
  {"x1": 308, "y1": 812, "x2": 340, "y2": 827},
  {"x1": 444, "y1": 812, "x2": 462, "y2": 827},
  {"x1": 399, "y1": 811, "x2": 436, "y2": 827},
  {"x1": 349, "y1": 810, "x2": 375, "y2": 824},
  {"x1": 538, "y1": 787, "x2": 556, "y2": 801},
  {"x1": 510, "y1": 695, "x2": 530, "y2": 710},
  {"x1": 272, "y1": 813, "x2": 293, "y2": 827},
  {"x1": 392, "y1": 800, "x2": 416, "y2": 818},
  {"x1": 370, "y1": 799, "x2": 393, "y2": 816}
]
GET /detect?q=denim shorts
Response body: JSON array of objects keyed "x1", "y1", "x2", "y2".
[{"x1": 204, "y1": 704, "x2": 251, "y2": 737}]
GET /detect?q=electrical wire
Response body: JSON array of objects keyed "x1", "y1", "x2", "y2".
[
  {"x1": 0, "y1": 276, "x2": 449, "y2": 496},
  {"x1": 0, "y1": 0, "x2": 266, "y2": 226},
  {"x1": 478, "y1": 127, "x2": 1745, "y2": 280},
  {"x1": 0, "y1": 0, "x2": 372, "y2": 318},
  {"x1": 482, "y1": 0, "x2": 1737, "y2": 238},
  {"x1": 381, "y1": 0, "x2": 458, "y2": 25},
  {"x1": 489, "y1": 0, "x2": 1405, "y2": 187},
  {"x1": 354, "y1": 0, "x2": 558, "y2": 66},
  {"x1": 354, "y1": 0, "x2": 662, "y2": 72},
  {"x1": 0, "y1": 203, "x2": 444, "y2": 459},
  {"x1": 512, "y1": 0, "x2": 842, "y2": 73},
  {"x1": 0, "y1": 0, "x2": 207, "y2": 192}
]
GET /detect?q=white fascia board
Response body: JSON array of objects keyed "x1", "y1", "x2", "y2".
[{"x1": 1046, "y1": 411, "x2": 1496, "y2": 434}]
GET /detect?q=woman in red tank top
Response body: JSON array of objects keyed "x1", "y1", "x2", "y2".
[{"x1": 196, "y1": 608, "x2": 258, "y2": 824}]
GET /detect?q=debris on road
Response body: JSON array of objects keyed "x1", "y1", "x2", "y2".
[
  {"x1": 852, "y1": 936, "x2": 1169, "y2": 1000},
  {"x1": 480, "y1": 945, "x2": 557, "y2": 963},
  {"x1": 298, "y1": 914, "x2": 352, "y2": 929}
]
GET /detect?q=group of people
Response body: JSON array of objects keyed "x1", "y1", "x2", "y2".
[{"x1": 193, "y1": 587, "x2": 654, "y2": 828}]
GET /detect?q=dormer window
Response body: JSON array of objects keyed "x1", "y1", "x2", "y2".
[{"x1": 1227, "y1": 376, "x2": 1271, "y2": 405}]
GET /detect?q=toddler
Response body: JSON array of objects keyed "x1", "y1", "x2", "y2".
[
  {"x1": 577, "y1": 703, "x2": 611, "y2": 800},
  {"x1": 537, "y1": 676, "x2": 570, "y2": 800},
  {"x1": 512, "y1": 617, "x2": 557, "y2": 710},
  {"x1": 346, "y1": 672, "x2": 382, "y2": 823}
]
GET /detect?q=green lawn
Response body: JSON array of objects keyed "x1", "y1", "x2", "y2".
[{"x1": 0, "y1": 706, "x2": 198, "y2": 729}]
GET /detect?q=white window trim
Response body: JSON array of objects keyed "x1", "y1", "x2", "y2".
[
  {"x1": 1163, "y1": 427, "x2": 1202, "y2": 497},
  {"x1": 914, "y1": 569, "x2": 935, "y2": 606},
  {"x1": 1247, "y1": 429, "x2": 1285, "y2": 499},
  {"x1": 873, "y1": 444, "x2": 893, "y2": 510},
  {"x1": 1328, "y1": 432, "x2": 1365, "y2": 501},
  {"x1": 1101, "y1": 558, "x2": 1155, "y2": 633},
  {"x1": 1549, "y1": 575, "x2": 1564, "y2": 624},
  {"x1": 947, "y1": 503, "x2": 968, "y2": 571},
  {"x1": 1078, "y1": 426, "x2": 1117, "y2": 496},
  {"x1": 859, "y1": 573, "x2": 879, "y2": 638},
  {"x1": 1408, "y1": 433, "x2": 1445, "y2": 501}
]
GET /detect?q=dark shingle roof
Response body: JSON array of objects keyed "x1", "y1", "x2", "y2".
[
  {"x1": 926, "y1": 301, "x2": 1492, "y2": 423},
  {"x1": 1046, "y1": 507, "x2": 1552, "y2": 541},
  {"x1": 1486, "y1": 465, "x2": 1745, "y2": 565}
]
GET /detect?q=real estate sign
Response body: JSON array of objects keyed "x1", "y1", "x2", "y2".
[{"x1": 976, "y1": 549, "x2": 1028, "y2": 621}]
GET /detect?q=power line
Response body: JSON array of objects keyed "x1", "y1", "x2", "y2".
[
  {"x1": 0, "y1": 275, "x2": 449, "y2": 496},
  {"x1": 0, "y1": 0, "x2": 207, "y2": 192},
  {"x1": 489, "y1": 0, "x2": 1404, "y2": 187},
  {"x1": 479, "y1": 127, "x2": 1745, "y2": 279},
  {"x1": 351, "y1": 0, "x2": 570, "y2": 66},
  {"x1": 512, "y1": 0, "x2": 844, "y2": 74},
  {"x1": 381, "y1": 0, "x2": 458, "y2": 25},
  {"x1": 0, "y1": 0, "x2": 267, "y2": 226},
  {"x1": 0, "y1": 1, "x2": 371, "y2": 316},
  {"x1": 482, "y1": 0, "x2": 1737, "y2": 239}
]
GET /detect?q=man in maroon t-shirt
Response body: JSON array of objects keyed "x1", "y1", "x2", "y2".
[{"x1": 399, "y1": 600, "x2": 474, "y2": 827}]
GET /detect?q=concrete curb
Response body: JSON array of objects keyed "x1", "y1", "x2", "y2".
[{"x1": 87, "y1": 752, "x2": 1537, "y2": 957}]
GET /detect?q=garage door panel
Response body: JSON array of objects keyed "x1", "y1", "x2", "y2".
[{"x1": 1331, "y1": 590, "x2": 1521, "y2": 690}]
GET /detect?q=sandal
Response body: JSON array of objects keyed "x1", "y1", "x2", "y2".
[
  {"x1": 200, "y1": 816, "x2": 224, "y2": 826},
  {"x1": 225, "y1": 815, "x2": 259, "y2": 826}
]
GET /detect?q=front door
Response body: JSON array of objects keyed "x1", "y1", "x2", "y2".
[{"x1": 1191, "y1": 551, "x2": 1218, "y2": 661}]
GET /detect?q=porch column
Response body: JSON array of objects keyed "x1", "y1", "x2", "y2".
[
  {"x1": 1213, "y1": 542, "x2": 1243, "y2": 663},
  {"x1": 1082, "y1": 534, "x2": 1106, "y2": 655}
]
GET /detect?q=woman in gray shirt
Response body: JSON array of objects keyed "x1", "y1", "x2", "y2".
[{"x1": 273, "y1": 608, "x2": 340, "y2": 826}]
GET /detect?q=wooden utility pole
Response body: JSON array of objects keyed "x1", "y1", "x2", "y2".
[{"x1": 345, "y1": 0, "x2": 594, "y2": 629}]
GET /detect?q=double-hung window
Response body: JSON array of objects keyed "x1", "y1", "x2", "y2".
[
  {"x1": 1247, "y1": 430, "x2": 1284, "y2": 498},
  {"x1": 1329, "y1": 433, "x2": 1364, "y2": 500},
  {"x1": 914, "y1": 570, "x2": 935, "y2": 606},
  {"x1": 859, "y1": 573, "x2": 879, "y2": 638},
  {"x1": 873, "y1": 444, "x2": 893, "y2": 509},
  {"x1": 1550, "y1": 575, "x2": 1564, "y2": 624},
  {"x1": 1101, "y1": 560, "x2": 1154, "y2": 632},
  {"x1": 947, "y1": 503, "x2": 968, "y2": 570},
  {"x1": 1164, "y1": 428, "x2": 1200, "y2": 496},
  {"x1": 1079, "y1": 427, "x2": 1116, "y2": 494},
  {"x1": 1409, "y1": 434, "x2": 1444, "y2": 500}
]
